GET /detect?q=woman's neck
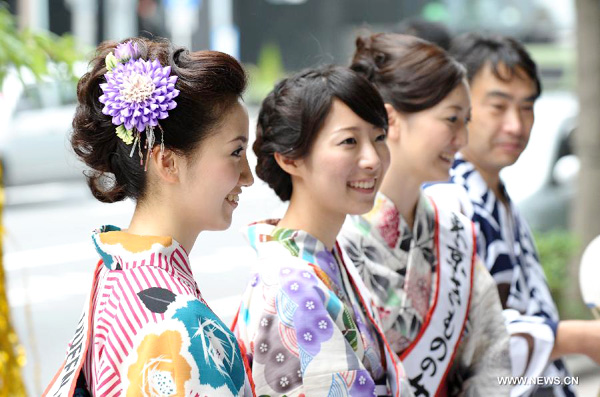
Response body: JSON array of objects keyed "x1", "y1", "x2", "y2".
[
  {"x1": 379, "y1": 160, "x2": 421, "y2": 230},
  {"x1": 127, "y1": 200, "x2": 197, "y2": 253},
  {"x1": 277, "y1": 190, "x2": 345, "y2": 251}
]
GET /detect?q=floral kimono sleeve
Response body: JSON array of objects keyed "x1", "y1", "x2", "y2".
[
  {"x1": 117, "y1": 294, "x2": 248, "y2": 396},
  {"x1": 235, "y1": 263, "x2": 379, "y2": 396}
]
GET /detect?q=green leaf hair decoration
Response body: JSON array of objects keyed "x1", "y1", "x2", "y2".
[
  {"x1": 115, "y1": 125, "x2": 134, "y2": 145},
  {"x1": 105, "y1": 52, "x2": 118, "y2": 72}
]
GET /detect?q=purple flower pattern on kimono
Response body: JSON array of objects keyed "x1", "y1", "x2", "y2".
[{"x1": 233, "y1": 221, "x2": 390, "y2": 396}]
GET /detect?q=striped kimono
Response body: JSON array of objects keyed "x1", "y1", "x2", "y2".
[
  {"x1": 45, "y1": 225, "x2": 254, "y2": 397},
  {"x1": 232, "y1": 220, "x2": 412, "y2": 397},
  {"x1": 426, "y1": 155, "x2": 575, "y2": 397}
]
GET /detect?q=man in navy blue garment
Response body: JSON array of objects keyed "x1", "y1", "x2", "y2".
[{"x1": 427, "y1": 33, "x2": 600, "y2": 396}]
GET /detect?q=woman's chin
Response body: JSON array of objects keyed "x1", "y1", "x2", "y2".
[
  {"x1": 346, "y1": 201, "x2": 377, "y2": 216},
  {"x1": 203, "y1": 216, "x2": 233, "y2": 231},
  {"x1": 425, "y1": 170, "x2": 452, "y2": 184}
]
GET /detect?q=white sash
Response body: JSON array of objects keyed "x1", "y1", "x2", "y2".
[
  {"x1": 43, "y1": 262, "x2": 101, "y2": 396},
  {"x1": 400, "y1": 201, "x2": 476, "y2": 397}
]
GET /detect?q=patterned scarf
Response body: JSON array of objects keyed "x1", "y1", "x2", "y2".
[{"x1": 342, "y1": 192, "x2": 438, "y2": 353}]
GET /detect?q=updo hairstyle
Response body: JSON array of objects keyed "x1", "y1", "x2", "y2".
[
  {"x1": 253, "y1": 65, "x2": 388, "y2": 201},
  {"x1": 351, "y1": 33, "x2": 466, "y2": 114},
  {"x1": 71, "y1": 37, "x2": 247, "y2": 203}
]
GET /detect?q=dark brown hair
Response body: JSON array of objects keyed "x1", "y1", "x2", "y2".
[
  {"x1": 449, "y1": 32, "x2": 541, "y2": 98},
  {"x1": 351, "y1": 33, "x2": 466, "y2": 113},
  {"x1": 72, "y1": 37, "x2": 247, "y2": 203},
  {"x1": 254, "y1": 65, "x2": 387, "y2": 201}
]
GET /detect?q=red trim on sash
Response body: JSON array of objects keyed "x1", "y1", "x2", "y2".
[
  {"x1": 439, "y1": 379, "x2": 449, "y2": 397},
  {"x1": 394, "y1": 198, "x2": 477, "y2": 396},
  {"x1": 237, "y1": 338, "x2": 257, "y2": 396},
  {"x1": 44, "y1": 361, "x2": 67, "y2": 396},
  {"x1": 336, "y1": 242, "x2": 401, "y2": 397},
  {"x1": 229, "y1": 304, "x2": 257, "y2": 397},
  {"x1": 231, "y1": 304, "x2": 241, "y2": 332},
  {"x1": 43, "y1": 260, "x2": 103, "y2": 397},
  {"x1": 435, "y1": 218, "x2": 477, "y2": 397},
  {"x1": 399, "y1": 198, "x2": 443, "y2": 361}
]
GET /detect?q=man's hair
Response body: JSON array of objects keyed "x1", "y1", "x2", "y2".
[{"x1": 450, "y1": 32, "x2": 541, "y2": 98}]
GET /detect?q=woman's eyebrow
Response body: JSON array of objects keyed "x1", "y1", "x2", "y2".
[
  {"x1": 333, "y1": 126, "x2": 360, "y2": 134},
  {"x1": 228, "y1": 135, "x2": 248, "y2": 143}
]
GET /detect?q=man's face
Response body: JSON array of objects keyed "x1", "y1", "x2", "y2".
[{"x1": 462, "y1": 62, "x2": 538, "y2": 175}]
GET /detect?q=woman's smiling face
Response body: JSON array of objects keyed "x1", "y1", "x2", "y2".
[
  {"x1": 177, "y1": 99, "x2": 254, "y2": 232},
  {"x1": 294, "y1": 99, "x2": 390, "y2": 217},
  {"x1": 395, "y1": 80, "x2": 471, "y2": 183}
]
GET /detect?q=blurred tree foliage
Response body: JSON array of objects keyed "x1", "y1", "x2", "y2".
[
  {"x1": 0, "y1": 2, "x2": 81, "y2": 85},
  {"x1": 0, "y1": 163, "x2": 26, "y2": 397},
  {"x1": 245, "y1": 42, "x2": 284, "y2": 104},
  {"x1": 535, "y1": 230, "x2": 590, "y2": 320},
  {"x1": 0, "y1": 2, "x2": 81, "y2": 395}
]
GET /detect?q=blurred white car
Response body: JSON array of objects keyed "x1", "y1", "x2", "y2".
[
  {"x1": 0, "y1": 70, "x2": 85, "y2": 186},
  {"x1": 502, "y1": 91, "x2": 579, "y2": 231}
]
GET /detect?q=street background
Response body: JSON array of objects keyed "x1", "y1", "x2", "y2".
[{"x1": 1, "y1": 0, "x2": 599, "y2": 395}]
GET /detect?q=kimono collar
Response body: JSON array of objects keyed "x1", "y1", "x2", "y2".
[
  {"x1": 91, "y1": 225, "x2": 193, "y2": 278},
  {"x1": 450, "y1": 153, "x2": 512, "y2": 207},
  {"x1": 362, "y1": 191, "x2": 435, "y2": 254},
  {"x1": 244, "y1": 219, "x2": 345, "y2": 287}
]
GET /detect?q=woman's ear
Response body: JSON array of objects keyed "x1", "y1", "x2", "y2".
[
  {"x1": 150, "y1": 147, "x2": 180, "y2": 183},
  {"x1": 385, "y1": 103, "x2": 402, "y2": 142},
  {"x1": 274, "y1": 152, "x2": 303, "y2": 177}
]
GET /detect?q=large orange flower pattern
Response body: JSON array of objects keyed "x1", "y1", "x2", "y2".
[{"x1": 126, "y1": 329, "x2": 192, "y2": 396}]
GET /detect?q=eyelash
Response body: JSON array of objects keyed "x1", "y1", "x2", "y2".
[
  {"x1": 340, "y1": 132, "x2": 387, "y2": 145},
  {"x1": 232, "y1": 146, "x2": 244, "y2": 157},
  {"x1": 447, "y1": 116, "x2": 471, "y2": 124}
]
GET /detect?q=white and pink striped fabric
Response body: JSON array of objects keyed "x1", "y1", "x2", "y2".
[{"x1": 45, "y1": 225, "x2": 254, "y2": 397}]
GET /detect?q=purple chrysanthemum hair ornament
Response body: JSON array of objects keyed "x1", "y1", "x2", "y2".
[{"x1": 98, "y1": 40, "x2": 179, "y2": 170}]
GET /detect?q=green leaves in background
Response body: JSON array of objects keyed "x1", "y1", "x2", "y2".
[
  {"x1": 536, "y1": 230, "x2": 577, "y2": 293},
  {"x1": 245, "y1": 43, "x2": 284, "y2": 104},
  {"x1": 0, "y1": 2, "x2": 82, "y2": 87},
  {"x1": 535, "y1": 229, "x2": 590, "y2": 319}
]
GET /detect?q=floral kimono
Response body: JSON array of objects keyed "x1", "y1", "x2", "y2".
[
  {"x1": 44, "y1": 225, "x2": 254, "y2": 397},
  {"x1": 232, "y1": 220, "x2": 412, "y2": 397},
  {"x1": 339, "y1": 193, "x2": 511, "y2": 396},
  {"x1": 426, "y1": 155, "x2": 575, "y2": 397}
]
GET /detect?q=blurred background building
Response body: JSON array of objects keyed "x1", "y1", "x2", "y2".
[
  {"x1": 5, "y1": 0, "x2": 575, "y2": 71},
  {"x1": 3, "y1": 0, "x2": 578, "y2": 112}
]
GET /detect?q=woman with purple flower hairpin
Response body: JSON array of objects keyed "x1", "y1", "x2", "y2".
[{"x1": 45, "y1": 37, "x2": 255, "y2": 396}]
